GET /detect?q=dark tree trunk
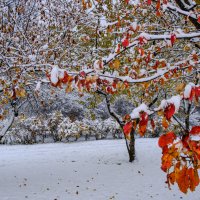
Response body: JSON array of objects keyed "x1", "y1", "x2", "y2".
[
  {"x1": 129, "y1": 129, "x2": 135, "y2": 162},
  {"x1": 96, "y1": 90, "x2": 137, "y2": 162}
]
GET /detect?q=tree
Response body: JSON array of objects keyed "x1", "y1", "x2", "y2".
[
  {"x1": 48, "y1": 0, "x2": 200, "y2": 193},
  {"x1": 0, "y1": 0, "x2": 95, "y2": 138},
  {"x1": 0, "y1": 0, "x2": 200, "y2": 193}
]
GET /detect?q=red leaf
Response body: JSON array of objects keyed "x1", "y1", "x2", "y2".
[
  {"x1": 61, "y1": 71, "x2": 69, "y2": 83},
  {"x1": 195, "y1": 86, "x2": 200, "y2": 99},
  {"x1": 150, "y1": 119, "x2": 155, "y2": 130},
  {"x1": 139, "y1": 112, "x2": 148, "y2": 136},
  {"x1": 182, "y1": 134, "x2": 190, "y2": 149},
  {"x1": 158, "y1": 132, "x2": 177, "y2": 148},
  {"x1": 80, "y1": 71, "x2": 86, "y2": 78},
  {"x1": 122, "y1": 38, "x2": 129, "y2": 48},
  {"x1": 170, "y1": 34, "x2": 176, "y2": 46},
  {"x1": 189, "y1": 87, "x2": 195, "y2": 101},
  {"x1": 106, "y1": 86, "x2": 114, "y2": 94},
  {"x1": 115, "y1": 44, "x2": 121, "y2": 53},
  {"x1": 145, "y1": 52, "x2": 151, "y2": 63},
  {"x1": 138, "y1": 37, "x2": 147, "y2": 45},
  {"x1": 190, "y1": 126, "x2": 200, "y2": 135},
  {"x1": 198, "y1": 16, "x2": 200, "y2": 24},
  {"x1": 147, "y1": 0, "x2": 151, "y2": 5},
  {"x1": 164, "y1": 103, "x2": 175, "y2": 121},
  {"x1": 123, "y1": 121, "x2": 133, "y2": 136},
  {"x1": 156, "y1": 10, "x2": 161, "y2": 17}
]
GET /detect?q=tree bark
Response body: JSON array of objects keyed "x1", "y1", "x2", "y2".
[
  {"x1": 129, "y1": 129, "x2": 135, "y2": 162},
  {"x1": 0, "y1": 110, "x2": 15, "y2": 143}
]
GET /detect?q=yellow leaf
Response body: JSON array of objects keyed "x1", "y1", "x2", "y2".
[
  {"x1": 112, "y1": 59, "x2": 120, "y2": 69},
  {"x1": 162, "y1": 117, "x2": 169, "y2": 129},
  {"x1": 16, "y1": 88, "x2": 26, "y2": 98},
  {"x1": 176, "y1": 83, "x2": 185, "y2": 93}
]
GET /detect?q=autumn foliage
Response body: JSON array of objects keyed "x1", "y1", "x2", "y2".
[{"x1": 158, "y1": 127, "x2": 200, "y2": 193}]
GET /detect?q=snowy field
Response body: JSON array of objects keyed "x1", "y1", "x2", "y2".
[{"x1": 0, "y1": 138, "x2": 199, "y2": 200}]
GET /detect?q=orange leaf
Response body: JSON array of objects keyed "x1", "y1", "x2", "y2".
[
  {"x1": 123, "y1": 114, "x2": 131, "y2": 121},
  {"x1": 158, "y1": 132, "x2": 176, "y2": 148},
  {"x1": 138, "y1": 48, "x2": 144, "y2": 56},
  {"x1": 189, "y1": 140, "x2": 200, "y2": 160},
  {"x1": 156, "y1": 0, "x2": 160, "y2": 10},
  {"x1": 187, "y1": 168, "x2": 200, "y2": 191},
  {"x1": 162, "y1": 117, "x2": 169, "y2": 129},
  {"x1": 139, "y1": 112, "x2": 148, "y2": 136},
  {"x1": 161, "y1": 153, "x2": 173, "y2": 172},
  {"x1": 61, "y1": 71, "x2": 69, "y2": 83},
  {"x1": 156, "y1": 10, "x2": 161, "y2": 17},
  {"x1": 176, "y1": 166, "x2": 188, "y2": 194}
]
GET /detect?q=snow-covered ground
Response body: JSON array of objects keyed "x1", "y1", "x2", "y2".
[{"x1": 0, "y1": 139, "x2": 199, "y2": 200}]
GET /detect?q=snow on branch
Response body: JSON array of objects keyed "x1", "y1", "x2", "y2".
[
  {"x1": 166, "y1": 3, "x2": 197, "y2": 19},
  {"x1": 103, "y1": 32, "x2": 200, "y2": 66}
]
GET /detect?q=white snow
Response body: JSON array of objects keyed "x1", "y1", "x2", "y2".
[
  {"x1": 130, "y1": 103, "x2": 152, "y2": 119},
  {"x1": 58, "y1": 70, "x2": 64, "y2": 79},
  {"x1": 50, "y1": 66, "x2": 59, "y2": 84},
  {"x1": 94, "y1": 60, "x2": 103, "y2": 72},
  {"x1": 0, "y1": 139, "x2": 199, "y2": 200},
  {"x1": 156, "y1": 95, "x2": 181, "y2": 113},
  {"x1": 28, "y1": 55, "x2": 36, "y2": 62},
  {"x1": 165, "y1": 2, "x2": 197, "y2": 18},
  {"x1": 184, "y1": 83, "x2": 195, "y2": 99},
  {"x1": 131, "y1": 21, "x2": 137, "y2": 31},
  {"x1": 40, "y1": 44, "x2": 48, "y2": 50},
  {"x1": 190, "y1": 135, "x2": 200, "y2": 141},
  {"x1": 35, "y1": 81, "x2": 41, "y2": 91},
  {"x1": 139, "y1": 69, "x2": 147, "y2": 76}
]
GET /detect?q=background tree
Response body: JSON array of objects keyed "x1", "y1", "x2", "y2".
[{"x1": 0, "y1": 0, "x2": 97, "y2": 138}]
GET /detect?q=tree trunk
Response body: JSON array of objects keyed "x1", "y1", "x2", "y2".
[
  {"x1": 96, "y1": 90, "x2": 136, "y2": 162},
  {"x1": 129, "y1": 129, "x2": 135, "y2": 162},
  {"x1": 0, "y1": 110, "x2": 15, "y2": 143}
]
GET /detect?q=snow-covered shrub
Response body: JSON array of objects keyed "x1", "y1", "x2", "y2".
[
  {"x1": 1, "y1": 111, "x2": 124, "y2": 144},
  {"x1": 47, "y1": 111, "x2": 64, "y2": 142}
]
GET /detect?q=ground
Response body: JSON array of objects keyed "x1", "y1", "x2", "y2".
[{"x1": 0, "y1": 138, "x2": 199, "y2": 200}]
